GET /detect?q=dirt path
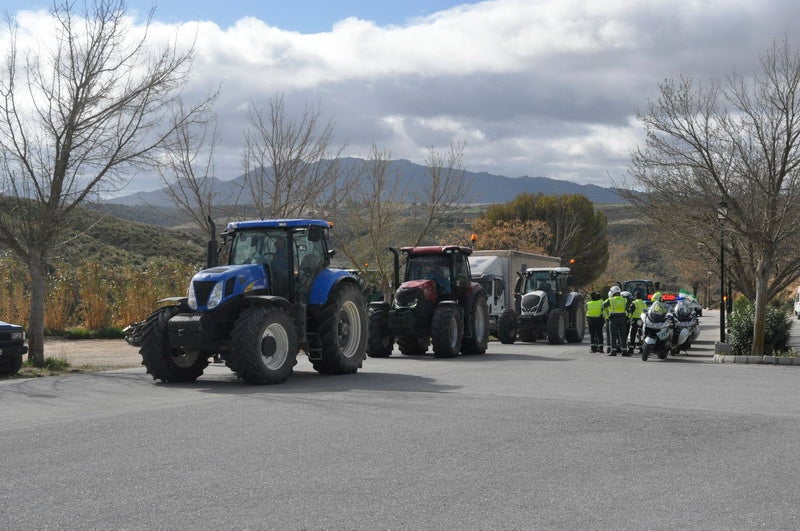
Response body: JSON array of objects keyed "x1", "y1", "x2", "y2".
[{"x1": 43, "y1": 338, "x2": 142, "y2": 368}]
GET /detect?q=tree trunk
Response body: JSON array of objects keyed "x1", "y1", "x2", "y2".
[
  {"x1": 751, "y1": 267, "x2": 769, "y2": 356},
  {"x1": 26, "y1": 252, "x2": 48, "y2": 366}
]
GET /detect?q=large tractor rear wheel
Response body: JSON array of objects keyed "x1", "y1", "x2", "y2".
[
  {"x1": 546, "y1": 309, "x2": 567, "y2": 345},
  {"x1": 461, "y1": 293, "x2": 489, "y2": 355},
  {"x1": 366, "y1": 305, "x2": 393, "y2": 358},
  {"x1": 431, "y1": 305, "x2": 463, "y2": 358},
  {"x1": 139, "y1": 307, "x2": 209, "y2": 383},
  {"x1": 398, "y1": 335, "x2": 429, "y2": 356},
  {"x1": 497, "y1": 308, "x2": 517, "y2": 344},
  {"x1": 230, "y1": 306, "x2": 298, "y2": 384},
  {"x1": 313, "y1": 283, "x2": 367, "y2": 374},
  {"x1": 565, "y1": 296, "x2": 586, "y2": 343}
]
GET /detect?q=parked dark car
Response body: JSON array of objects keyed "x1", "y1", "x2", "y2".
[{"x1": 0, "y1": 321, "x2": 27, "y2": 376}]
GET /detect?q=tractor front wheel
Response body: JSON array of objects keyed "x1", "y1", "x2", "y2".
[
  {"x1": 366, "y1": 305, "x2": 393, "y2": 358},
  {"x1": 139, "y1": 307, "x2": 208, "y2": 383},
  {"x1": 547, "y1": 309, "x2": 567, "y2": 345},
  {"x1": 497, "y1": 308, "x2": 517, "y2": 344},
  {"x1": 431, "y1": 305, "x2": 463, "y2": 358},
  {"x1": 313, "y1": 283, "x2": 367, "y2": 374},
  {"x1": 230, "y1": 306, "x2": 298, "y2": 384}
]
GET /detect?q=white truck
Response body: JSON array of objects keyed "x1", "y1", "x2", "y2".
[{"x1": 469, "y1": 250, "x2": 560, "y2": 343}]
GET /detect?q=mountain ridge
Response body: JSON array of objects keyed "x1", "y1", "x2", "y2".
[{"x1": 107, "y1": 157, "x2": 625, "y2": 207}]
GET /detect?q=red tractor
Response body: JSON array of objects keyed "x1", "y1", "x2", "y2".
[{"x1": 366, "y1": 245, "x2": 489, "y2": 358}]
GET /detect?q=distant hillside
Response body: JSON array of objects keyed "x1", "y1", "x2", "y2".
[
  {"x1": 107, "y1": 157, "x2": 626, "y2": 207},
  {"x1": 41, "y1": 206, "x2": 207, "y2": 266}
]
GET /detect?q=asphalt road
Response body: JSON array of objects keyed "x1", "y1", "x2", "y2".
[{"x1": 2, "y1": 310, "x2": 799, "y2": 530}]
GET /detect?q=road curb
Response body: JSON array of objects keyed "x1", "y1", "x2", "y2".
[{"x1": 712, "y1": 354, "x2": 800, "y2": 365}]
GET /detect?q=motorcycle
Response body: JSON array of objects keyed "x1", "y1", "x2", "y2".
[
  {"x1": 640, "y1": 302, "x2": 674, "y2": 361},
  {"x1": 670, "y1": 301, "x2": 700, "y2": 355}
]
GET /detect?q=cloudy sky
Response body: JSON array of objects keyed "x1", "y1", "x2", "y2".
[{"x1": 3, "y1": 0, "x2": 800, "y2": 194}]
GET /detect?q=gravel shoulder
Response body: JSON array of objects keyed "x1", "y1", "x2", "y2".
[{"x1": 43, "y1": 338, "x2": 142, "y2": 368}]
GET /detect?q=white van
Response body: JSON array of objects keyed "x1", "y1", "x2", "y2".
[{"x1": 794, "y1": 287, "x2": 800, "y2": 320}]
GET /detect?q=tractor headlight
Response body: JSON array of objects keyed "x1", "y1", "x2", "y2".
[
  {"x1": 187, "y1": 282, "x2": 198, "y2": 310},
  {"x1": 11, "y1": 330, "x2": 24, "y2": 340},
  {"x1": 206, "y1": 281, "x2": 224, "y2": 309}
]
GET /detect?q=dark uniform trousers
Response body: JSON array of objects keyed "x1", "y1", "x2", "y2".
[
  {"x1": 609, "y1": 313, "x2": 628, "y2": 353},
  {"x1": 588, "y1": 316, "x2": 604, "y2": 352}
]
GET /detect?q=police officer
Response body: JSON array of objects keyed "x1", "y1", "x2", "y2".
[
  {"x1": 586, "y1": 291, "x2": 605, "y2": 353},
  {"x1": 627, "y1": 290, "x2": 646, "y2": 355},
  {"x1": 603, "y1": 285, "x2": 628, "y2": 356}
]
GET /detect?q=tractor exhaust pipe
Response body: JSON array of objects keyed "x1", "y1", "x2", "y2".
[
  {"x1": 388, "y1": 247, "x2": 400, "y2": 290},
  {"x1": 206, "y1": 216, "x2": 218, "y2": 268}
]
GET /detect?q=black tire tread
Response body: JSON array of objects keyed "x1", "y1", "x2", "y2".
[
  {"x1": 230, "y1": 305, "x2": 298, "y2": 384},
  {"x1": 461, "y1": 293, "x2": 489, "y2": 355},
  {"x1": 366, "y1": 305, "x2": 393, "y2": 358},
  {"x1": 312, "y1": 283, "x2": 367, "y2": 374},
  {"x1": 431, "y1": 305, "x2": 463, "y2": 358},
  {"x1": 497, "y1": 308, "x2": 517, "y2": 344},
  {"x1": 139, "y1": 307, "x2": 208, "y2": 383}
]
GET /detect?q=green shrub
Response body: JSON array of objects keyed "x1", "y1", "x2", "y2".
[
  {"x1": 63, "y1": 327, "x2": 93, "y2": 340},
  {"x1": 63, "y1": 326, "x2": 125, "y2": 339},
  {"x1": 729, "y1": 297, "x2": 791, "y2": 355}
]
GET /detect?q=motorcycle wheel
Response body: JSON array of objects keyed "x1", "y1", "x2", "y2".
[{"x1": 641, "y1": 343, "x2": 651, "y2": 361}]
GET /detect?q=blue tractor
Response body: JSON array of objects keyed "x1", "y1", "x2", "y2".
[{"x1": 135, "y1": 219, "x2": 367, "y2": 385}]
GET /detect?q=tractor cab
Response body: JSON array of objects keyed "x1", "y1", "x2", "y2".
[
  {"x1": 515, "y1": 267, "x2": 573, "y2": 313},
  {"x1": 400, "y1": 245, "x2": 473, "y2": 303},
  {"x1": 219, "y1": 220, "x2": 331, "y2": 303}
]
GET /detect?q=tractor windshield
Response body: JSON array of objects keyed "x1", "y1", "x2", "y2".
[
  {"x1": 524, "y1": 271, "x2": 558, "y2": 308},
  {"x1": 229, "y1": 229, "x2": 289, "y2": 267},
  {"x1": 524, "y1": 271, "x2": 555, "y2": 294},
  {"x1": 407, "y1": 255, "x2": 452, "y2": 293}
]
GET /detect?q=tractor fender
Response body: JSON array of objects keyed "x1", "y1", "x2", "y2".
[
  {"x1": 565, "y1": 291, "x2": 582, "y2": 308},
  {"x1": 309, "y1": 268, "x2": 359, "y2": 305},
  {"x1": 241, "y1": 294, "x2": 294, "y2": 314},
  {"x1": 460, "y1": 282, "x2": 485, "y2": 320},
  {"x1": 155, "y1": 296, "x2": 190, "y2": 310}
]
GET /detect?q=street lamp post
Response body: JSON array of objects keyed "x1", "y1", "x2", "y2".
[{"x1": 717, "y1": 201, "x2": 728, "y2": 343}]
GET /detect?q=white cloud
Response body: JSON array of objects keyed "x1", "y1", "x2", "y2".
[{"x1": 3, "y1": 0, "x2": 800, "y2": 194}]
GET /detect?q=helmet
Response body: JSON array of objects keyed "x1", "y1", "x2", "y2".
[
  {"x1": 608, "y1": 286, "x2": 621, "y2": 298},
  {"x1": 590, "y1": 291, "x2": 601, "y2": 301},
  {"x1": 652, "y1": 291, "x2": 662, "y2": 302},
  {"x1": 621, "y1": 290, "x2": 632, "y2": 300}
]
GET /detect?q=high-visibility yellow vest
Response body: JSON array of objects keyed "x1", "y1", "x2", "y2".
[
  {"x1": 586, "y1": 299, "x2": 604, "y2": 318},
  {"x1": 628, "y1": 298, "x2": 646, "y2": 319},
  {"x1": 605, "y1": 295, "x2": 627, "y2": 315}
]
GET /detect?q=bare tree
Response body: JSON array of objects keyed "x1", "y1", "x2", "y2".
[
  {"x1": 335, "y1": 145, "x2": 409, "y2": 300},
  {"x1": 241, "y1": 94, "x2": 349, "y2": 219},
  {"x1": 158, "y1": 98, "x2": 223, "y2": 236},
  {"x1": 410, "y1": 141, "x2": 471, "y2": 246},
  {"x1": 0, "y1": 0, "x2": 212, "y2": 364},
  {"x1": 625, "y1": 37, "x2": 800, "y2": 354}
]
